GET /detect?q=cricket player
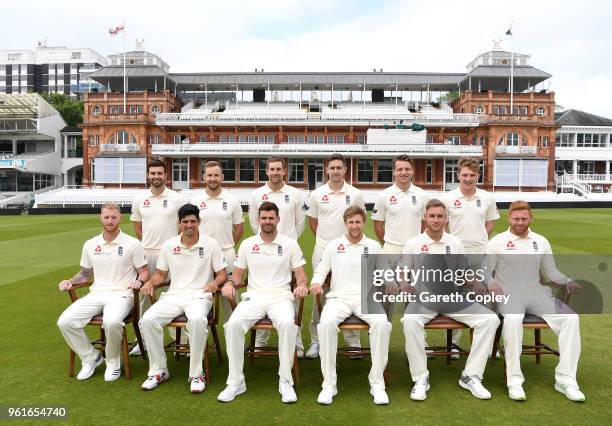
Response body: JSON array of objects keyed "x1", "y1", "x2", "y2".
[
  {"x1": 440, "y1": 157, "x2": 499, "y2": 357},
  {"x1": 129, "y1": 158, "x2": 183, "y2": 356},
  {"x1": 373, "y1": 154, "x2": 428, "y2": 253},
  {"x1": 139, "y1": 204, "x2": 227, "y2": 394},
  {"x1": 57, "y1": 203, "x2": 148, "y2": 382},
  {"x1": 400, "y1": 199, "x2": 499, "y2": 401},
  {"x1": 310, "y1": 206, "x2": 391, "y2": 405},
  {"x1": 485, "y1": 200, "x2": 585, "y2": 402},
  {"x1": 218, "y1": 202, "x2": 308, "y2": 404},
  {"x1": 248, "y1": 156, "x2": 306, "y2": 355},
  {"x1": 191, "y1": 160, "x2": 244, "y2": 320},
  {"x1": 305, "y1": 153, "x2": 364, "y2": 358}
]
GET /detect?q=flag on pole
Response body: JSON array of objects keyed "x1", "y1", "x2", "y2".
[
  {"x1": 505, "y1": 22, "x2": 513, "y2": 36},
  {"x1": 109, "y1": 24, "x2": 125, "y2": 37}
]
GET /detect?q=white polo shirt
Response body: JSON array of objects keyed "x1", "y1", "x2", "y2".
[
  {"x1": 485, "y1": 229, "x2": 571, "y2": 292},
  {"x1": 157, "y1": 233, "x2": 227, "y2": 298},
  {"x1": 248, "y1": 182, "x2": 306, "y2": 240},
  {"x1": 191, "y1": 189, "x2": 244, "y2": 250},
  {"x1": 306, "y1": 181, "x2": 365, "y2": 248},
  {"x1": 372, "y1": 183, "x2": 429, "y2": 245},
  {"x1": 234, "y1": 232, "x2": 306, "y2": 296},
  {"x1": 80, "y1": 231, "x2": 147, "y2": 294},
  {"x1": 402, "y1": 231, "x2": 466, "y2": 256},
  {"x1": 312, "y1": 235, "x2": 382, "y2": 301},
  {"x1": 441, "y1": 187, "x2": 499, "y2": 252},
  {"x1": 130, "y1": 187, "x2": 184, "y2": 250}
]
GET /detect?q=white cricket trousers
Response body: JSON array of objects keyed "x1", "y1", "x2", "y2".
[
  {"x1": 318, "y1": 298, "x2": 391, "y2": 390},
  {"x1": 224, "y1": 293, "x2": 297, "y2": 386},
  {"x1": 57, "y1": 291, "x2": 133, "y2": 369},
  {"x1": 220, "y1": 247, "x2": 236, "y2": 323},
  {"x1": 309, "y1": 244, "x2": 360, "y2": 347},
  {"x1": 401, "y1": 302, "x2": 499, "y2": 382},
  {"x1": 140, "y1": 292, "x2": 212, "y2": 378},
  {"x1": 498, "y1": 290, "x2": 581, "y2": 387}
]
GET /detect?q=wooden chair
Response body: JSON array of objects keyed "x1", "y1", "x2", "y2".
[
  {"x1": 66, "y1": 283, "x2": 146, "y2": 380},
  {"x1": 492, "y1": 282, "x2": 572, "y2": 363},
  {"x1": 228, "y1": 275, "x2": 303, "y2": 386},
  {"x1": 315, "y1": 274, "x2": 389, "y2": 385},
  {"x1": 148, "y1": 289, "x2": 224, "y2": 385},
  {"x1": 424, "y1": 316, "x2": 471, "y2": 364}
]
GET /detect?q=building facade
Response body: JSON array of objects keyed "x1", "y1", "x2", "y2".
[
  {"x1": 0, "y1": 45, "x2": 107, "y2": 98},
  {"x1": 80, "y1": 47, "x2": 560, "y2": 192}
]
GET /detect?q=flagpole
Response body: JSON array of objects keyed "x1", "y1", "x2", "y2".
[
  {"x1": 123, "y1": 20, "x2": 126, "y2": 114},
  {"x1": 507, "y1": 22, "x2": 514, "y2": 115}
]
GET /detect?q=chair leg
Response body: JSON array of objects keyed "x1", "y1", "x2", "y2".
[
  {"x1": 535, "y1": 329, "x2": 542, "y2": 364},
  {"x1": 446, "y1": 329, "x2": 452, "y2": 365},
  {"x1": 211, "y1": 323, "x2": 224, "y2": 363},
  {"x1": 100, "y1": 328, "x2": 107, "y2": 358},
  {"x1": 175, "y1": 327, "x2": 182, "y2": 361},
  {"x1": 122, "y1": 328, "x2": 131, "y2": 380},
  {"x1": 249, "y1": 330, "x2": 256, "y2": 363},
  {"x1": 132, "y1": 320, "x2": 147, "y2": 361},
  {"x1": 292, "y1": 349, "x2": 299, "y2": 388},
  {"x1": 69, "y1": 350, "x2": 75, "y2": 377}
]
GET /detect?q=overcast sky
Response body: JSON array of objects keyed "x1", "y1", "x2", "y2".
[{"x1": 2, "y1": 0, "x2": 611, "y2": 116}]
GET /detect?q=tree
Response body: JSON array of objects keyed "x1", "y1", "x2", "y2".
[
  {"x1": 42, "y1": 93, "x2": 84, "y2": 126},
  {"x1": 438, "y1": 91, "x2": 460, "y2": 103}
]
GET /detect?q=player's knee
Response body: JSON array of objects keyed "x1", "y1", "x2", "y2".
[
  {"x1": 102, "y1": 317, "x2": 124, "y2": 331},
  {"x1": 188, "y1": 316, "x2": 208, "y2": 330},
  {"x1": 401, "y1": 314, "x2": 421, "y2": 329},
  {"x1": 56, "y1": 315, "x2": 71, "y2": 330},
  {"x1": 502, "y1": 314, "x2": 524, "y2": 326},
  {"x1": 369, "y1": 317, "x2": 392, "y2": 332}
]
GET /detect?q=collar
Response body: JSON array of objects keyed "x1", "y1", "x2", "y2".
[
  {"x1": 254, "y1": 231, "x2": 284, "y2": 245},
  {"x1": 324, "y1": 181, "x2": 348, "y2": 194},
  {"x1": 177, "y1": 233, "x2": 207, "y2": 249},
  {"x1": 147, "y1": 186, "x2": 169, "y2": 198},
  {"x1": 454, "y1": 187, "x2": 481, "y2": 200},
  {"x1": 204, "y1": 188, "x2": 226, "y2": 200},
  {"x1": 341, "y1": 234, "x2": 368, "y2": 246},
  {"x1": 506, "y1": 228, "x2": 533, "y2": 241},
  {"x1": 392, "y1": 183, "x2": 417, "y2": 193},
  {"x1": 421, "y1": 230, "x2": 451, "y2": 245},
  {"x1": 264, "y1": 182, "x2": 287, "y2": 194},
  {"x1": 96, "y1": 230, "x2": 125, "y2": 246}
]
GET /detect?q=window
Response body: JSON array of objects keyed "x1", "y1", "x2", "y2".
[
  {"x1": 557, "y1": 133, "x2": 573, "y2": 147},
  {"x1": 520, "y1": 106, "x2": 528, "y2": 115},
  {"x1": 151, "y1": 105, "x2": 160, "y2": 114},
  {"x1": 288, "y1": 135, "x2": 296, "y2": 143},
  {"x1": 148, "y1": 134, "x2": 161, "y2": 145},
  {"x1": 337, "y1": 135, "x2": 345, "y2": 143},
  {"x1": 426, "y1": 135, "x2": 434, "y2": 144},
  {"x1": 326, "y1": 135, "x2": 335, "y2": 144},
  {"x1": 258, "y1": 135, "x2": 266, "y2": 143},
  {"x1": 197, "y1": 135, "x2": 207, "y2": 143},
  {"x1": 357, "y1": 159, "x2": 374, "y2": 183},
  {"x1": 228, "y1": 135, "x2": 236, "y2": 143},
  {"x1": 257, "y1": 158, "x2": 267, "y2": 182},
  {"x1": 474, "y1": 106, "x2": 484, "y2": 114},
  {"x1": 267, "y1": 135, "x2": 275, "y2": 143},
  {"x1": 238, "y1": 135, "x2": 247, "y2": 143},
  {"x1": 426, "y1": 159, "x2": 433, "y2": 184},
  {"x1": 445, "y1": 136, "x2": 461, "y2": 145},
  {"x1": 536, "y1": 107, "x2": 545, "y2": 117},
  {"x1": 173, "y1": 135, "x2": 184, "y2": 144},
  {"x1": 107, "y1": 130, "x2": 136, "y2": 145},
  {"x1": 88, "y1": 135, "x2": 99, "y2": 146},
  {"x1": 307, "y1": 135, "x2": 315, "y2": 144},
  {"x1": 297, "y1": 135, "x2": 305, "y2": 143},
  {"x1": 219, "y1": 158, "x2": 236, "y2": 181},
  {"x1": 239, "y1": 158, "x2": 255, "y2": 182},
  {"x1": 109, "y1": 105, "x2": 123, "y2": 114},
  {"x1": 538, "y1": 136, "x2": 549, "y2": 148},
  {"x1": 92, "y1": 105, "x2": 101, "y2": 115},
  {"x1": 507, "y1": 132, "x2": 519, "y2": 146},
  {"x1": 377, "y1": 159, "x2": 393, "y2": 183},
  {"x1": 316, "y1": 135, "x2": 324, "y2": 144},
  {"x1": 219, "y1": 135, "x2": 228, "y2": 143},
  {"x1": 247, "y1": 135, "x2": 256, "y2": 143},
  {"x1": 357, "y1": 135, "x2": 366, "y2": 144},
  {"x1": 577, "y1": 133, "x2": 605, "y2": 148},
  {"x1": 129, "y1": 105, "x2": 143, "y2": 114},
  {"x1": 288, "y1": 158, "x2": 304, "y2": 183}
]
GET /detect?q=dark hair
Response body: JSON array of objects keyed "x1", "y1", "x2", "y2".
[
  {"x1": 258, "y1": 201, "x2": 279, "y2": 217},
  {"x1": 178, "y1": 203, "x2": 200, "y2": 222},
  {"x1": 326, "y1": 153, "x2": 346, "y2": 167},
  {"x1": 392, "y1": 154, "x2": 414, "y2": 169},
  {"x1": 147, "y1": 158, "x2": 166, "y2": 173}
]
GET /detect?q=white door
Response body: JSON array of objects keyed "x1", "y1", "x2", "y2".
[{"x1": 172, "y1": 158, "x2": 189, "y2": 190}]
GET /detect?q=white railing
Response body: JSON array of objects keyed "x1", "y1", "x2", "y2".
[
  {"x1": 557, "y1": 172, "x2": 592, "y2": 197},
  {"x1": 576, "y1": 173, "x2": 610, "y2": 182},
  {"x1": 156, "y1": 111, "x2": 480, "y2": 127},
  {"x1": 496, "y1": 146, "x2": 538, "y2": 155},
  {"x1": 151, "y1": 143, "x2": 483, "y2": 157},
  {"x1": 99, "y1": 144, "x2": 141, "y2": 153}
]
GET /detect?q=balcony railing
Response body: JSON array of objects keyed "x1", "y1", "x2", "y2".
[
  {"x1": 576, "y1": 173, "x2": 611, "y2": 182},
  {"x1": 85, "y1": 113, "x2": 153, "y2": 124},
  {"x1": 99, "y1": 144, "x2": 141, "y2": 153},
  {"x1": 495, "y1": 145, "x2": 538, "y2": 155},
  {"x1": 155, "y1": 111, "x2": 481, "y2": 127}
]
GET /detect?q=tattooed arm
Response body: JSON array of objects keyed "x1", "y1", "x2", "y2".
[{"x1": 58, "y1": 267, "x2": 93, "y2": 291}]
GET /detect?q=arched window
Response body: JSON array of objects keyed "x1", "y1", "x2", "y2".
[
  {"x1": 536, "y1": 107, "x2": 545, "y2": 117},
  {"x1": 107, "y1": 130, "x2": 137, "y2": 144},
  {"x1": 151, "y1": 105, "x2": 160, "y2": 114},
  {"x1": 92, "y1": 105, "x2": 102, "y2": 115},
  {"x1": 498, "y1": 132, "x2": 524, "y2": 146}
]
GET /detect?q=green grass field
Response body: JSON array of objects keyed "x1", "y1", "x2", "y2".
[{"x1": 1, "y1": 209, "x2": 611, "y2": 424}]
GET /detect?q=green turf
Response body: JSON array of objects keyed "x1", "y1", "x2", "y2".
[{"x1": 0, "y1": 209, "x2": 611, "y2": 424}]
